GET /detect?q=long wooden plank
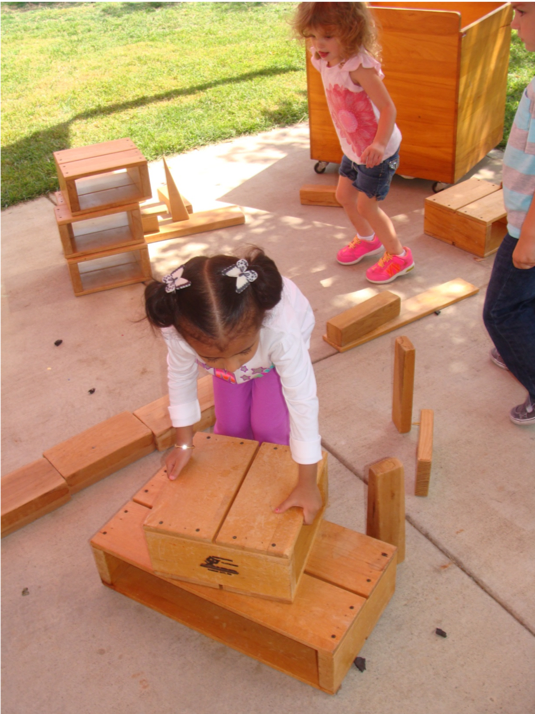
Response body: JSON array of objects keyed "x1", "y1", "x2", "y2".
[
  {"x1": 144, "y1": 206, "x2": 245, "y2": 244},
  {"x1": 415, "y1": 409, "x2": 434, "y2": 497},
  {"x1": 323, "y1": 278, "x2": 479, "y2": 352}
]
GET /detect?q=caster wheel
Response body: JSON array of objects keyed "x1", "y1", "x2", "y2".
[
  {"x1": 432, "y1": 181, "x2": 451, "y2": 193},
  {"x1": 314, "y1": 161, "x2": 328, "y2": 174}
]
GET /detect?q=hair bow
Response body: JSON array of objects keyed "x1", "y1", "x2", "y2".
[
  {"x1": 222, "y1": 259, "x2": 258, "y2": 293},
  {"x1": 162, "y1": 265, "x2": 191, "y2": 293}
]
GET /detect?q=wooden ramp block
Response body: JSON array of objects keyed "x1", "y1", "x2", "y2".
[
  {"x1": 144, "y1": 206, "x2": 245, "y2": 244},
  {"x1": 1, "y1": 459, "x2": 71, "y2": 538},
  {"x1": 326, "y1": 291, "x2": 400, "y2": 348},
  {"x1": 133, "y1": 375, "x2": 215, "y2": 451},
  {"x1": 424, "y1": 179, "x2": 506, "y2": 257},
  {"x1": 367, "y1": 457, "x2": 405, "y2": 563},
  {"x1": 323, "y1": 278, "x2": 479, "y2": 352},
  {"x1": 143, "y1": 434, "x2": 328, "y2": 602},
  {"x1": 392, "y1": 336, "x2": 415, "y2": 434},
  {"x1": 43, "y1": 412, "x2": 155, "y2": 494},
  {"x1": 415, "y1": 409, "x2": 434, "y2": 497},
  {"x1": 300, "y1": 184, "x2": 341, "y2": 207},
  {"x1": 90, "y1": 502, "x2": 396, "y2": 694}
]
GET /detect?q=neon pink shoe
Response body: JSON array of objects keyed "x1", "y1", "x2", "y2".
[
  {"x1": 336, "y1": 235, "x2": 383, "y2": 265},
  {"x1": 365, "y1": 247, "x2": 415, "y2": 284}
]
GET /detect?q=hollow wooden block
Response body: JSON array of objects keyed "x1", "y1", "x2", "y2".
[
  {"x1": 54, "y1": 193, "x2": 144, "y2": 258},
  {"x1": 392, "y1": 336, "x2": 415, "y2": 434},
  {"x1": 54, "y1": 138, "x2": 152, "y2": 215},
  {"x1": 143, "y1": 434, "x2": 328, "y2": 602},
  {"x1": 367, "y1": 457, "x2": 405, "y2": 563},
  {"x1": 299, "y1": 184, "x2": 341, "y2": 207},
  {"x1": 66, "y1": 243, "x2": 152, "y2": 297},
  {"x1": 326, "y1": 292, "x2": 401, "y2": 348},
  {"x1": 90, "y1": 501, "x2": 396, "y2": 694},
  {"x1": 1, "y1": 458, "x2": 71, "y2": 538},
  {"x1": 133, "y1": 375, "x2": 215, "y2": 451},
  {"x1": 43, "y1": 412, "x2": 155, "y2": 494},
  {"x1": 424, "y1": 179, "x2": 506, "y2": 257},
  {"x1": 415, "y1": 409, "x2": 434, "y2": 497}
]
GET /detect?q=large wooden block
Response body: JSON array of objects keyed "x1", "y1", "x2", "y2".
[
  {"x1": 367, "y1": 457, "x2": 405, "y2": 563},
  {"x1": 66, "y1": 243, "x2": 152, "y2": 297},
  {"x1": 43, "y1": 412, "x2": 155, "y2": 494},
  {"x1": 143, "y1": 433, "x2": 328, "y2": 602},
  {"x1": 54, "y1": 138, "x2": 152, "y2": 215},
  {"x1": 1, "y1": 459, "x2": 71, "y2": 538},
  {"x1": 326, "y1": 291, "x2": 401, "y2": 348},
  {"x1": 392, "y1": 336, "x2": 415, "y2": 434},
  {"x1": 424, "y1": 179, "x2": 506, "y2": 257},
  {"x1": 90, "y1": 500, "x2": 396, "y2": 694},
  {"x1": 133, "y1": 375, "x2": 215, "y2": 451},
  {"x1": 299, "y1": 184, "x2": 341, "y2": 207}
]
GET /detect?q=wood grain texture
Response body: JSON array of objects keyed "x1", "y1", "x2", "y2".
[
  {"x1": 416, "y1": 409, "x2": 434, "y2": 497},
  {"x1": 367, "y1": 457, "x2": 405, "y2": 563},
  {"x1": 392, "y1": 336, "x2": 415, "y2": 434},
  {"x1": 326, "y1": 291, "x2": 401, "y2": 347}
]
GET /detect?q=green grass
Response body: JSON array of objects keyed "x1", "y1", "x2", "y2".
[
  {"x1": 1, "y1": 3, "x2": 534, "y2": 208},
  {"x1": 1, "y1": 1, "x2": 306, "y2": 207}
]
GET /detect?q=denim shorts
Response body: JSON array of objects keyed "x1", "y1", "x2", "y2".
[{"x1": 339, "y1": 149, "x2": 400, "y2": 201}]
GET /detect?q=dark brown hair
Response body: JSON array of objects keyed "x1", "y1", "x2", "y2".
[
  {"x1": 144, "y1": 246, "x2": 283, "y2": 349},
  {"x1": 292, "y1": 2, "x2": 380, "y2": 61}
]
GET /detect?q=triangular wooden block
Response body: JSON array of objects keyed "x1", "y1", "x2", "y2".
[{"x1": 162, "y1": 158, "x2": 190, "y2": 222}]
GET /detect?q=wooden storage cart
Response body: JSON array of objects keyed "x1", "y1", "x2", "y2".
[{"x1": 306, "y1": 2, "x2": 512, "y2": 183}]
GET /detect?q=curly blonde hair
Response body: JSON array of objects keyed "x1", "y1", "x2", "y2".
[{"x1": 292, "y1": 2, "x2": 380, "y2": 61}]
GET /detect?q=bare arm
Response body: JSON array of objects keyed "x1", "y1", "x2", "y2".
[
  {"x1": 275, "y1": 462, "x2": 323, "y2": 525},
  {"x1": 350, "y1": 65, "x2": 397, "y2": 168},
  {"x1": 513, "y1": 195, "x2": 535, "y2": 269},
  {"x1": 165, "y1": 425, "x2": 194, "y2": 480}
]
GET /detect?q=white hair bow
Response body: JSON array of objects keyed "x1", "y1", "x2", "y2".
[
  {"x1": 222, "y1": 259, "x2": 258, "y2": 293},
  {"x1": 163, "y1": 266, "x2": 191, "y2": 293}
]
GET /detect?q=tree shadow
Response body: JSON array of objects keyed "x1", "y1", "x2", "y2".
[{"x1": 2, "y1": 66, "x2": 302, "y2": 207}]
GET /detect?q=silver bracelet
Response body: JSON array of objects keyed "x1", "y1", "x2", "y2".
[{"x1": 174, "y1": 443, "x2": 195, "y2": 450}]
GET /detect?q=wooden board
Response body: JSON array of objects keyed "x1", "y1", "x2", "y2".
[
  {"x1": 90, "y1": 500, "x2": 396, "y2": 694},
  {"x1": 143, "y1": 435, "x2": 328, "y2": 602},
  {"x1": 326, "y1": 291, "x2": 401, "y2": 348},
  {"x1": 367, "y1": 457, "x2": 405, "y2": 563},
  {"x1": 392, "y1": 336, "x2": 415, "y2": 434},
  {"x1": 415, "y1": 409, "x2": 434, "y2": 497},
  {"x1": 43, "y1": 412, "x2": 155, "y2": 494},
  {"x1": 1, "y1": 458, "x2": 70, "y2": 538},
  {"x1": 144, "y1": 206, "x2": 245, "y2": 244},
  {"x1": 299, "y1": 184, "x2": 341, "y2": 207},
  {"x1": 323, "y1": 278, "x2": 479, "y2": 352},
  {"x1": 133, "y1": 374, "x2": 215, "y2": 451}
]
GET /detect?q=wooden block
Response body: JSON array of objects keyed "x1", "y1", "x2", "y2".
[
  {"x1": 90, "y1": 502, "x2": 396, "y2": 694},
  {"x1": 1, "y1": 459, "x2": 70, "y2": 537},
  {"x1": 144, "y1": 206, "x2": 245, "y2": 244},
  {"x1": 133, "y1": 375, "x2": 215, "y2": 451},
  {"x1": 367, "y1": 457, "x2": 405, "y2": 563},
  {"x1": 392, "y1": 336, "x2": 415, "y2": 434},
  {"x1": 424, "y1": 179, "x2": 505, "y2": 257},
  {"x1": 415, "y1": 409, "x2": 434, "y2": 497},
  {"x1": 54, "y1": 194, "x2": 145, "y2": 258},
  {"x1": 43, "y1": 412, "x2": 155, "y2": 494},
  {"x1": 323, "y1": 278, "x2": 479, "y2": 352},
  {"x1": 143, "y1": 434, "x2": 328, "y2": 602},
  {"x1": 326, "y1": 291, "x2": 401, "y2": 348},
  {"x1": 299, "y1": 184, "x2": 341, "y2": 207},
  {"x1": 54, "y1": 138, "x2": 152, "y2": 215},
  {"x1": 66, "y1": 244, "x2": 152, "y2": 297},
  {"x1": 133, "y1": 466, "x2": 170, "y2": 509}
]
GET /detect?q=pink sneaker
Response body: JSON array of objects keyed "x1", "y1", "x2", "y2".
[
  {"x1": 336, "y1": 235, "x2": 383, "y2": 265},
  {"x1": 366, "y1": 247, "x2": 415, "y2": 284}
]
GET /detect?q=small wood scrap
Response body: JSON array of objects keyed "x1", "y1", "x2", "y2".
[
  {"x1": 415, "y1": 409, "x2": 434, "y2": 497},
  {"x1": 392, "y1": 336, "x2": 415, "y2": 434},
  {"x1": 366, "y1": 457, "x2": 405, "y2": 563},
  {"x1": 323, "y1": 279, "x2": 479, "y2": 353}
]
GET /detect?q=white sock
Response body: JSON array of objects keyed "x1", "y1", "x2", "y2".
[
  {"x1": 395, "y1": 249, "x2": 406, "y2": 257},
  {"x1": 357, "y1": 232, "x2": 375, "y2": 242}
]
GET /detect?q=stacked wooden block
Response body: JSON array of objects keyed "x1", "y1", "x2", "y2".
[
  {"x1": 90, "y1": 433, "x2": 398, "y2": 694},
  {"x1": 53, "y1": 138, "x2": 153, "y2": 296}
]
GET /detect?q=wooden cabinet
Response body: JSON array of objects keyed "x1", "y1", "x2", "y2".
[{"x1": 306, "y1": 2, "x2": 512, "y2": 183}]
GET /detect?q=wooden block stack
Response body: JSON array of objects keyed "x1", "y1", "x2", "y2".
[
  {"x1": 90, "y1": 433, "x2": 398, "y2": 693},
  {"x1": 53, "y1": 138, "x2": 153, "y2": 296},
  {"x1": 424, "y1": 179, "x2": 507, "y2": 258}
]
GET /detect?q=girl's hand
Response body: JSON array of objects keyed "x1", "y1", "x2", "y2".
[
  {"x1": 164, "y1": 446, "x2": 193, "y2": 481},
  {"x1": 275, "y1": 482, "x2": 323, "y2": 525},
  {"x1": 512, "y1": 234, "x2": 535, "y2": 269},
  {"x1": 360, "y1": 141, "x2": 385, "y2": 168}
]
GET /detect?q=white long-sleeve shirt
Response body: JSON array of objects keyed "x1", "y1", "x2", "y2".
[{"x1": 162, "y1": 277, "x2": 322, "y2": 465}]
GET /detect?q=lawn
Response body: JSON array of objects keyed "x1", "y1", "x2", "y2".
[{"x1": 2, "y1": 2, "x2": 534, "y2": 208}]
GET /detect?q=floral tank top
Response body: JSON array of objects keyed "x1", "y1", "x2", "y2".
[{"x1": 310, "y1": 49, "x2": 401, "y2": 165}]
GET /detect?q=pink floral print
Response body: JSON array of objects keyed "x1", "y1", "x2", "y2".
[{"x1": 326, "y1": 83, "x2": 378, "y2": 157}]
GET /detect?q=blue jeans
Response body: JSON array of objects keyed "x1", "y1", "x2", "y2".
[
  {"x1": 483, "y1": 233, "x2": 535, "y2": 399},
  {"x1": 339, "y1": 149, "x2": 400, "y2": 201}
]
